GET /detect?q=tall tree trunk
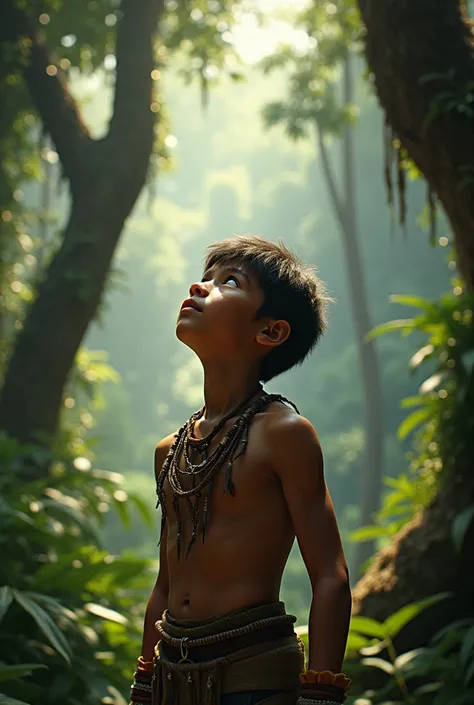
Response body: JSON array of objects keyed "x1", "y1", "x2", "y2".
[
  {"x1": 351, "y1": 0, "x2": 474, "y2": 637},
  {"x1": 356, "y1": 0, "x2": 474, "y2": 288},
  {"x1": 0, "y1": 0, "x2": 165, "y2": 458},
  {"x1": 317, "y1": 51, "x2": 384, "y2": 575}
]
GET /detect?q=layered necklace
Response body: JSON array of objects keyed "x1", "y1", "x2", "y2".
[{"x1": 156, "y1": 384, "x2": 299, "y2": 559}]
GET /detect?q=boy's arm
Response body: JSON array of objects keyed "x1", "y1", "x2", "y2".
[
  {"x1": 140, "y1": 438, "x2": 173, "y2": 661},
  {"x1": 269, "y1": 414, "x2": 351, "y2": 673},
  {"x1": 141, "y1": 523, "x2": 169, "y2": 661}
]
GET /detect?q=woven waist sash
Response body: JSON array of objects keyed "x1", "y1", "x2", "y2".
[{"x1": 152, "y1": 601, "x2": 304, "y2": 705}]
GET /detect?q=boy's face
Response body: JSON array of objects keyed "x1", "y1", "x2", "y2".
[{"x1": 176, "y1": 262, "x2": 266, "y2": 360}]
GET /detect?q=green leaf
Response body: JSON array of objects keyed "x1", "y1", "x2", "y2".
[
  {"x1": 0, "y1": 694, "x2": 33, "y2": 705},
  {"x1": 0, "y1": 587, "x2": 13, "y2": 623},
  {"x1": 460, "y1": 625, "x2": 474, "y2": 669},
  {"x1": 360, "y1": 638, "x2": 389, "y2": 656},
  {"x1": 409, "y1": 344, "x2": 434, "y2": 370},
  {"x1": 365, "y1": 319, "x2": 416, "y2": 342},
  {"x1": 349, "y1": 616, "x2": 386, "y2": 639},
  {"x1": 394, "y1": 648, "x2": 428, "y2": 672},
  {"x1": 344, "y1": 631, "x2": 370, "y2": 656},
  {"x1": 383, "y1": 593, "x2": 450, "y2": 639},
  {"x1": 452, "y1": 506, "x2": 474, "y2": 553},
  {"x1": 432, "y1": 618, "x2": 474, "y2": 644},
  {"x1": 360, "y1": 657, "x2": 395, "y2": 675},
  {"x1": 0, "y1": 664, "x2": 47, "y2": 683},
  {"x1": 390, "y1": 294, "x2": 434, "y2": 310},
  {"x1": 12, "y1": 590, "x2": 71, "y2": 663},
  {"x1": 350, "y1": 525, "x2": 388, "y2": 543},
  {"x1": 419, "y1": 372, "x2": 447, "y2": 395},
  {"x1": 84, "y1": 603, "x2": 128, "y2": 625},
  {"x1": 400, "y1": 395, "x2": 424, "y2": 409},
  {"x1": 397, "y1": 407, "x2": 431, "y2": 441},
  {"x1": 465, "y1": 657, "x2": 474, "y2": 685}
]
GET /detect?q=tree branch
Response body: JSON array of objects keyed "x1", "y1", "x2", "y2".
[
  {"x1": 356, "y1": 0, "x2": 474, "y2": 286},
  {"x1": 107, "y1": 0, "x2": 165, "y2": 158},
  {"x1": 2, "y1": 0, "x2": 91, "y2": 188},
  {"x1": 0, "y1": 0, "x2": 167, "y2": 457}
]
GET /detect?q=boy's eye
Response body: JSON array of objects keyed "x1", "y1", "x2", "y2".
[{"x1": 224, "y1": 275, "x2": 239, "y2": 287}]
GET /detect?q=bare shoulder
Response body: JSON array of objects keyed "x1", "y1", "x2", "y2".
[
  {"x1": 259, "y1": 401, "x2": 323, "y2": 478},
  {"x1": 154, "y1": 431, "x2": 178, "y2": 480},
  {"x1": 260, "y1": 400, "x2": 320, "y2": 446}
]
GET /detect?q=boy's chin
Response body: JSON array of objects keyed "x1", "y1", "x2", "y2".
[{"x1": 176, "y1": 320, "x2": 202, "y2": 346}]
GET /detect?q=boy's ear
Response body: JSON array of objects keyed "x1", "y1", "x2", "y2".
[{"x1": 256, "y1": 319, "x2": 291, "y2": 349}]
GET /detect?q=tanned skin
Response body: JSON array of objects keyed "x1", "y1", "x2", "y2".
[{"x1": 141, "y1": 262, "x2": 352, "y2": 675}]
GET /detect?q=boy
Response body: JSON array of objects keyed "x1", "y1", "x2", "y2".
[{"x1": 130, "y1": 236, "x2": 352, "y2": 705}]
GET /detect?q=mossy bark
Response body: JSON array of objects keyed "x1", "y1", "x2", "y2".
[{"x1": 353, "y1": 0, "x2": 474, "y2": 645}]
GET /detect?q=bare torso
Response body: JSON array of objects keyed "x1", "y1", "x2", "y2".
[{"x1": 158, "y1": 401, "x2": 296, "y2": 620}]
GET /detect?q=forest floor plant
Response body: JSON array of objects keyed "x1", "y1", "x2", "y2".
[{"x1": 0, "y1": 353, "x2": 156, "y2": 705}]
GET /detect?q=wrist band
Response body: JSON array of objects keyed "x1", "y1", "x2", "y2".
[
  {"x1": 299, "y1": 670, "x2": 351, "y2": 691},
  {"x1": 130, "y1": 656, "x2": 154, "y2": 704},
  {"x1": 299, "y1": 669, "x2": 350, "y2": 704}
]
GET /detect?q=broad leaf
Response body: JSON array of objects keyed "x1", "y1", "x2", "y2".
[
  {"x1": 12, "y1": 590, "x2": 71, "y2": 663},
  {"x1": 360, "y1": 638, "x2": 389, "y2": 656},
  {"x1": 345, "y1": 632, "x2": 370, "y2": 656},
  {"x1": 0, "y1": 588, "x2": 13, "y2": 623},
  {"x1": 0, "y1": 664, "x2": 46, "y2": 684},
  {"x1": 349, "y1": 616, "x2": 386, "y2": 639},
  {"x1": 390, "y1": 294, "x2": 434, "y2": 310},
  {"x1": 409, "y1": 344, "x2": 434, "y2": 369},
  {"x1": 452, "y1": 505, "x2": 474, "y2": 553},
  {"x1": 394, "y1": 648, "x2": 429, "y2": 672},
  {"x1": 360, "y1": 657, "x2": 395, "y2": 675},
  {"x1": 400, "y1": 395, "x2": 424, "y2": 408},
  {"x1": 365, "y1": 319, "x2": 416, "y2": 343},
  {"x1": 460, "y1": 625, "x2": 474, "y2": 669},
  {"x1": 465, "y1": 658, "x2": 474, "y2": 685},
  {"x1": 419, "y1": 372, "x2": 447, "y2": 395},
  {"x1": 397, "y1": 407, "x2": 430, "y2": 441},
  {"x1": 0, "y1": 695, "x2": 32, "y2": 705},
  {"x1": 350, "y1": 525, "x2": 388, "y2": 543},
  {"x1": 383, "y1": 593, "x2": 450, "y2": 639},
  {"x1": 84, "y1": 603, "x2": 128, "y2": 625}
]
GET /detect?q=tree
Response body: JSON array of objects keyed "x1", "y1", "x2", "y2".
[
  {"x1": 350, "y1": 0, "x2": 474, "y2": 639},
  {"x1": 262, "y1": 0, "x2": 384, "y2": 572},
  {"x1": 0, "y1": 0, "x2": 241, "y2": 461},
  {"x1": 355, "y1": 0, "x2": 474, "y2": 287}
]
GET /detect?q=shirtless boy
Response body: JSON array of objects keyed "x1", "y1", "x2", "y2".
[{"x1": 130, "y1": 236, "x2": 352, "y2": 705}]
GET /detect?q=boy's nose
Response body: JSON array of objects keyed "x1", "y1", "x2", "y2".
[{"x1": 189, "y1": 281, "x2": 209, "y2": 297}]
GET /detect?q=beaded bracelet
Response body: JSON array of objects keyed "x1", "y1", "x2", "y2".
[
  {"x1": 299, "y1": 670, "x2": 351, "y2": 691},
  {"x1": 299, "y1": 669, "x2": 351, "y2": 704},
  {"x1": 130, "y1": 656, "x2": 154, "y2": 704}
]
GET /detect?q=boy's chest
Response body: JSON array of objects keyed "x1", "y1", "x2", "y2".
[{"x1": 161, "y1": 418, "x2": 277, "y2": 518}]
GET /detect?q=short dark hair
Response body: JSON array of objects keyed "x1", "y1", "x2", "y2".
[{"x1": 204, "y1": 235, "x2": 329, "y2": 381}]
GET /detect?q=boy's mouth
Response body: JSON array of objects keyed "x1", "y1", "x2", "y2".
[{"x1": 180, "y1": 298, "x2": 202, "y2": 313}]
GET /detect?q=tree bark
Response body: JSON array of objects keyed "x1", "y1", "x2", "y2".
[
  {"x1": 356, "y1": 0, "x2": 474, "y2": 289},
  {"x1": 351, "y1": 0, "x2": 474, "y2": 638},
  {"x1": 316, "y1": 51, "x2": 384, "y2": 576},
  {"x1": 0, "y1": 0, "x2": 165, "y2": 451}
]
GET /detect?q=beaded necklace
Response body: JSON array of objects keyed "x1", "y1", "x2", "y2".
[{"x1": 155, "y1": 386, "x2": 299, "y2": 559}]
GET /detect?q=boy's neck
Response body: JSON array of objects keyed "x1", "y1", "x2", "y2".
[{"x1": 202, "y1": 361, "x2": 262, "y2": 424}]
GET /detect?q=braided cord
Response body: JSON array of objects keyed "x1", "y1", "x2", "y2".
[{"x1": 156, "y1": 613, "x2": 296, "y2": 648}]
